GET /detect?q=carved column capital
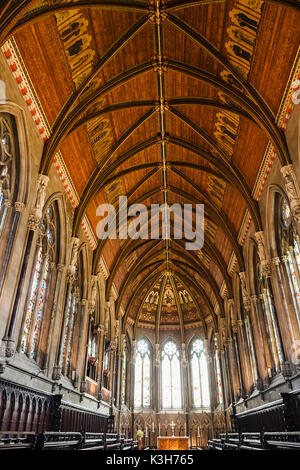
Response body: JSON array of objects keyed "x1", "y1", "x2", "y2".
[
  {"x1": 232, "y1": 320, "x2": 239, "y2": 334},
  {"x1": 3, "y1": 199, "x2": 11, "y2": 208},
  {"x1": 254, "y1": 231, "x2": 272, "y2": 278},
  {"x1": 14, "y1": 201, "x2": 25, "y2": 212},
  {"x1": 272, "y1": 256, "x2": 281, "y2": 266},
  {"x1": 28, "y1": 213, "x2": 41, "y2": 231},
  {"x1": 56, "y1": 263, "x2": 65, "y2": 273}
]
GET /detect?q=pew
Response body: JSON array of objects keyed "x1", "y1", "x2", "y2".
[
  {"x1": 0, "y1": 431, "x2": 36, "y2": 450},
  {"x1": 208, "y1": 432, "x2": 300, "y2": 450},
  {"x1": 0, "y1": 430, "x2": 138, "y2": 451}
]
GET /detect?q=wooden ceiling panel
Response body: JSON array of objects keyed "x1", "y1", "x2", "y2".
[
  {"x1": 4, "y1": 0, "x2": 298, "y2": 326},
  {"x1": 15, "y1": 19, "x2": 73, "y2": 126}
]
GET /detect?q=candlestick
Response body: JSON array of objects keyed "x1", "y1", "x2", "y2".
[
  {"x1": 158, "y1": 423, "x2": 161, "y2": 436},
  {"x1": 152, "y1": 422, "x2": 154, "y2": 433}
]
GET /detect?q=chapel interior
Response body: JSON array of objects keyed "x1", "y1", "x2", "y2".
[{"x1": 0, "y1": 0, "x2": 300, "y2": 452}]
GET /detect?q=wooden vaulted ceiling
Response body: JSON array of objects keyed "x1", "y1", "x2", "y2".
[{"x1": 1, "y1": 0, "x2": 300, "y2": 332}]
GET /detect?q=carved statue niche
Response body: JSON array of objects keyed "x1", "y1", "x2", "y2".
[{"x1": 28, "y1": 174, "x2": 49, "y2": 230}]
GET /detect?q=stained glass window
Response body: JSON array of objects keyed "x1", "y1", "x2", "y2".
[
  {"x1": 161, "y1": 340, "x2": 182, "y2": 409},
  {"x1": 21, "y1": 201, "x2": 59, "y2": 360},
  {"x1": 190, "y1": 338, "x2": 210, "y2": 408},
  {"x1": 134, "y1": 338, "x2": 151, "y2": 408}
]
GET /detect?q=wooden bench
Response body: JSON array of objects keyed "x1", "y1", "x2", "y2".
[
  {"x1": 208, "y1": 431, "x2": 300, "y2": 451},
  {"x1": 0, "y1": 432, "x2": 36, "y2": 450}
]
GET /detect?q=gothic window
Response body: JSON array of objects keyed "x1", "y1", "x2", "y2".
[
  {"x1": 276, "y1": 194, "x2": 300, "y2": 329},
  {"x1": 0, "y1": 113, "x2": 17, "y2": 235},
  {"x1": 190, "y1": 338, "x2": 210, "y2": 408},
  {"x1": 134, "y1": 338, "x2": 151, "y2": 408},
  {"x1": 21, "y1": 202, "x2": 60, "y2": 360},
  {"x1": 161, "y1": 340, "x2": 182, "y2": 409}
]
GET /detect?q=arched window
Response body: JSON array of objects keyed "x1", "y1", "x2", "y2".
[
  {"x1": 161, "y1": 340, "x2": 182, "y2": 409},
  {"x1": 276, "y1": 194, "x2": 300, "y2": 329},
  {"x1": 0, "y1": 113, "x2": 17, "y2": 236},
  {"x1": 134, "y1": 338, "x2": 151, "y2": 408},
  {"x1": 190, "y1": 338, "x2": 210, "y2": 408},
  {"x1": 21, "y1": 202, "x2": 60, "y2": 359}
]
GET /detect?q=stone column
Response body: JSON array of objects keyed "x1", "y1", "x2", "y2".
[
  {"x1": 42, "y1": 263, "x2": 65, "y2": 373},
  {"x1": 181, "y1": 343, "x2": 189, "y2": 435},
  {"x1": 154, "y1": 343, "x2": 160, "y2": 412},
  {"x1": 238, "y1": 272, "x2": 260, "y2": 388},
  {"x1": 0, "y1": 201, "x2": 25, "y2": 295},
  {"x1": 255, "y1": 231, "x2": 286, "y2": 369},
  {"x1": 130, "y1": 340, "x2": 136, "y2": 411},
  {"x1": 80, "y1": 312, "x2": 93, "y2": 394},
  {"x1": 223, "y1": 342, "x2": 234, "y2": 405},
  {"x1": 98, "y1": 325, "x2": 106, "y2": 402},
  {"x1": 53, "y1": 273, "x2": 73, "y2": 380},
  {"x1": 74, "y1": 298, "x2": 88, "y2": 388},
  {"x1": 116, "y1": 332, "x2": 125, "y2": 409},
  {"x1": 251, "y1": 294, "x2": 269, "y2": 380},
  {"x1": 96, "y1": 323, "x2": 105, "y2": 400},
  {"x1": 53, "y1": 237, "x2": 80, "y2": 380},
  {"x1": 272, "y1": 256, "x2": 296, "y2": 368},
  {"x1": 232, "y1": 321, "x2": 245, "y2": 398},
  {"x1": 4, "y1": 175, "x2": 49, "y2": 357},
  {"x1": 238, "y1": 319, "x2": 252, "y2": 391},
  {"x1": 282, "y1": 253, "x2": 300, "y2": 331}
]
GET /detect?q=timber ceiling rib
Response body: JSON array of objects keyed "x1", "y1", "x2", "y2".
[{"x1": 1, "y1": 0, "x2": 299, "y2": 332}]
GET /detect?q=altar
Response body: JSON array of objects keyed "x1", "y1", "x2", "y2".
[{"x1": 157, "y1": 436, "x2": 190, "y2": 450}]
